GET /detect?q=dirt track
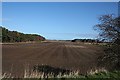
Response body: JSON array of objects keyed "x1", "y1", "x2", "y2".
[{"x1": 2, "y1": 41, "x2": 103, "y2": 77}]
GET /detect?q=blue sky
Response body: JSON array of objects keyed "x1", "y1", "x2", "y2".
[{"x1": 2, "y1": 2, "x2": 118, "y2": 40}]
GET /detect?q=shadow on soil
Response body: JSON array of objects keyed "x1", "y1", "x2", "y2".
[{"x1": 33, "y1": 65, "x2": 71, "y2": 77}]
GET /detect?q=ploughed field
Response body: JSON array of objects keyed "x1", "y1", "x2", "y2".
[{"x1": 2, "y1": 41, "x2": 103, "y2": 77}]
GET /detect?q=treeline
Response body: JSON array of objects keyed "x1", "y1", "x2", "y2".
[
  {"x1": 71, "y1": 39, "x2": 102, "y2": 43},
  {"x1": 1, "y1": 26, "x2": 45, "y2": 42}
]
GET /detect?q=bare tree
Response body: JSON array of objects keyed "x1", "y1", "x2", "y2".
[
  {"x1": 94, "y1": 14, "x2": 120, "y2": 43},
  {"x1": 94, "y1": 14, "x2": 120, "y2": 70}
]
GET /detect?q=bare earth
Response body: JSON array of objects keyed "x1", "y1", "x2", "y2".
[{"x1": 2, "y1": 41, "x2": 103, "y2": 77}]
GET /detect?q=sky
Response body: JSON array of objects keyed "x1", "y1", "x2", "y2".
[
  {"x1": 2, "y1": 0, "x2": 120, "y2": 2},
  {"x1": 2, "y1": 2, "x2": 118, "y2": 40}
]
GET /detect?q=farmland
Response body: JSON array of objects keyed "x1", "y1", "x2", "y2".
[{"x1": 2, "y1": 41, "x2": 104, "y2": 77}]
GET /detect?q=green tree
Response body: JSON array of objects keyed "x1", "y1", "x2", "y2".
[{"x1": 1, "y1": 27, "x2": 45, "y2": 42}]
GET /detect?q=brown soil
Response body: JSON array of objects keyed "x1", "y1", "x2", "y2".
[{"x1": 2, "y1": 41, "x2": 103, "y2": 77}]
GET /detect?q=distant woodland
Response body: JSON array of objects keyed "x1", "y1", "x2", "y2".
[
  {"x1": 1, "y1": 26, "x2": 45, "y2": 42},
  {"x1": 71, "y1": 39, "x2": 101, "y2": 43}
]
